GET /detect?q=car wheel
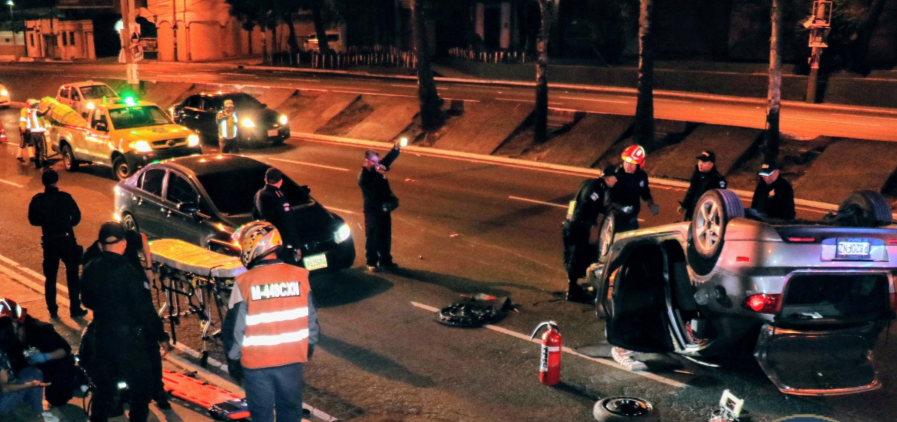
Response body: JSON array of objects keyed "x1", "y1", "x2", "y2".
[
  {"x1": 121, "y1": 213, "x2": 139, "y2": 232},
  {"x1": 61, "y1": 144, "x2": 79, "y2": 172},
  {"x1": 593, "y1": 397, "x2": 660, "y2": 422},
  {"x1": 597, "y1": 213, "x2": 616, "y2": 257},
  {"x1": 838, "y1": 190, "x2": 892, "y2": 227},
  {"x1": 271, "y1": 137, "x2": 286, "y2": 146},
  {"x1": 112, "y1": 156, "x2": 132, "y2": 181},
  {"x1": 688, "y1": 189, "x2": 743, "y2": 275}
]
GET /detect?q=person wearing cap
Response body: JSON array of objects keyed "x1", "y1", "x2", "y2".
[
  {"x1": 359, "y1": 144, "x2": 402, "y2": 273},
  {"x1": 252, "y1": 168, "x2": 301, "y2": 264},
  {"x1": 611, "y1": 145, "x2": 660, "y2": 231},
  {"x1": 28, "y1": 169, "x2": 87, "y2": 319},
  {"x1": 0, "y1": 298, "x2": 78, "y2": 408},
  {"x1": 678, "y1": 150, "x2": 728, "y2": 221},
  {"x1": 80, "y1": 222, "x2": 171, "y2": 422},
  {"x1": 562, "y1": 165, "x2": 618, "y2": 302},
  {"x1": 751, "y1": 162, "x2": 795, "y2": 220},
  {"x1": 217, "y1": 98, "x2": 239, "y2": 153}
]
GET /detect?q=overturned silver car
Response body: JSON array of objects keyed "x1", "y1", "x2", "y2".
[{"x1": 589, "y1": 189, "x2": 897, "y2": 396}]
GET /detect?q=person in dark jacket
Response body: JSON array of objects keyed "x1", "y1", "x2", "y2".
[
  {"x1": 252, "y1": 168, "x2": 301, "y2": 264},
  {"x1": 562, "y1": 165, "x2": 618, "y2": 302},
  {"x1": 678, "y1": 150, "x2": 728, "y2": 221},
  {"x1": 1, "y1": 298, "x2": 77, "y2": 407},
  {"x1": 27, "y1": 169, "x2": 87, "y2": 319},
  {"x1": 751, "y1": 162, "x2": 796, "y2": 220},
  {"x1": 80, "y1": 222, "x2": 171, "y2": 422},
  {"x1": 611, "y1": 145, "x2": 660, "y2": 231},
  {"x1": 358, "y1": 144, "x2": 401, "y2": 272}
]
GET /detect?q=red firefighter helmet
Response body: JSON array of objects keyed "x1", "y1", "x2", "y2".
[
  {"x1": 621, "y1": 145, "x2": 646, "y2": 165},
  {"x1": 0, "y1": 298, "x2": 27, "y2": 323}
]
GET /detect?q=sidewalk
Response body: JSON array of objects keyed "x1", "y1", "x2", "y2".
[{"x1": 0, "y1": 269, "x2": 330, "y2": 422}]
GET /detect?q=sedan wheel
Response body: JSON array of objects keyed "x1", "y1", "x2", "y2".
[
  {"x1": 122, "y1": 213, "x2": 139, "y2": 232},
  {"x1": 598, "y1": 214, "x2": 616, "y2": 257}
]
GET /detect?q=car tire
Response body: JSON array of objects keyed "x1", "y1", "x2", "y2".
[
  {"x1": 593, "y1": 397, "x2": 660, "y2": 422},
  {"x1": 597, "y1": 213, "x2": 617, "y2": 258},
  {"x1": 687, "y1": 189, "x2": 744, "y2": 276},
  {"x1": 61, "y1": 144, "x2": 79, "y2": 172},
  {"x1": 838, "y1": 190, "x2": 892, "y2": 227},
  {"x1": 271, "y1": 137, "x2": 286, "y2": 146},
  {"x1": 121, "y1": 213, "x2": 139, "y2": 233},
  {"x1": 112, "y1": 156, "x2": 132, "y2": 181}
]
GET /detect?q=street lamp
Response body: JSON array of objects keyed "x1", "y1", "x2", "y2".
[{"x1": 6, "y1": 0, "x2": 16, "y2": 59}]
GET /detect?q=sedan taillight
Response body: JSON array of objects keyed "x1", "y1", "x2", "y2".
[{"x1": 744, "y1": 294, "x2": 782, "y2": 314}]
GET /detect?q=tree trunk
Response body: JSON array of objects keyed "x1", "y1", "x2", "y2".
[
  {"x1": 850, "y1": 0, "x2": 888, "y2": 73},
  {"x1": 764, "y1": 0, "x2": 782, "y2": 164},
  {"x1": 533, "y1": 0, "x2": 552, "y2": 144},
  {"x1": 284, "y1": 12, "x2": 301, "y2": 64},
  {"x1": 633, "y1": 0, "x2": 655, "y2": 149},
  {"x1": 312, "y1": 0, "x2": 331, "y2": 54},
  {"x1": 413, "y1": 0, "x2": 443, "y2": 131}
]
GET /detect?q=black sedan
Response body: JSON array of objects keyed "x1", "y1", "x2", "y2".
[
  {"x1": 113, "y1": 155, "x2": 355, "y2": 272},
  {"x1": 170, "y1": 92, "x2": 290, "y2": 145}
]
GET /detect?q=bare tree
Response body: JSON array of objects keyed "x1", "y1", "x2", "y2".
[
  {"x1": 633, "y1": 0, "x2": 655, "y2": 149},
  {"x1": 533, "y1": 0, "x2": 553, "y2": 144},
  {"x1": 764, "y1": 0, "x2": 782, "y2": 164},
  {"x1": 413, "y1": 0, "x2": 443, "y2": 130}
]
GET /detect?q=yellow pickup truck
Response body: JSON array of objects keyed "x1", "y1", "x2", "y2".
[{"x1": 45, "y1": 98, "x2": 202, "y2": 180}]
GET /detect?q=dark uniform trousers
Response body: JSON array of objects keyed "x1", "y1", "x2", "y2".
[
  {"x1": 42, "y1": 235, "x2": 82, "y2": 314},
  {"x1": 364, "y1": 209, "x2": 393, "y2": 267},
  {"x1": 89, "y1": 326, "x2": 154, "y2": 422},
  {"x1": 562, "y1": 220, "x2": 594, "y2": 281}
]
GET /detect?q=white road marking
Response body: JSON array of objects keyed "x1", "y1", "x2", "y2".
[
  {"x1": 0, "y1": 253, "x2": 50, "y2": 284},
  {"x1": 324, "y1": 206, "x2": 358, "y2": 215},
  {"x1": 410, "y1": 301, "x2": 687, "y2": 389},
  {"x1": 496, "y1": 98, "x2": 531, "y2": 103},
  {"x1": 558, "y1": 96, "x2": 630, "y2": 104},
  {"x1": 508, "y1": 196, "x2": 567, "y2": 209},
  {"x1": 443, "y1": 97, "x2": 480, "y2": 103},
  {"x1": 0, "y1": 179, "x2": 23, "y2": 187},
  {"x1": 267, "y1": 157, "x2": 349, "y2": 172}
]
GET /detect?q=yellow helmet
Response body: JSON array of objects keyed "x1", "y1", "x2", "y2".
[{"x1": 233, "y1": 221, "x2": 282, "y2": 268}]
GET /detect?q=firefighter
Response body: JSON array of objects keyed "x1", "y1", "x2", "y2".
[
  {"x1": 80, "y1": 222, "x2": 170, "y2": 422},
  {"x1": 224, "y1": 221, "x2": 319, "y2": 422},
  {"x1": 751, "y1": 162, "x2": 795, "y2": 220},
  {"x1": 252, "y1": 168, "x2": 301, "y2": 264},
  {"x1": 678, "y1": 150, "x2": 727, "y2": 221},
  {"x1": 611, "y1": 145, "x2": 660, "y2": 231},
  {"x1": 217, "y1": 99, "x2": 239, "y2": 153},
  {"x1": 28, "y1": 169, "x2": 87, "y2": 319},
  {"x1": 562, "y1": 165, "x2": 618, "y2": 302}
]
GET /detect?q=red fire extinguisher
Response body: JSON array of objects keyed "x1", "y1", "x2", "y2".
[{"x1": 530, "y1": 321, "x2": 562, "y2": 385}]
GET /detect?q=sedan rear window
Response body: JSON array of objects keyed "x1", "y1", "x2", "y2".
[
  {"x1": 80, "y1": 85, "x2": 118, "y2": 100},
  {"x1": 197, "y1": 166, "x2": 311, "y2": 215}
]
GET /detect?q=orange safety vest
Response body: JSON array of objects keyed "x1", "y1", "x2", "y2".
[
  {"x1": 24, "y1": 108, "x2": 45, "y2": 133},
  {"x1": 236, "y1": 262, "x2": 311, "y2": 369},
  {"x1": 19, "y1": 107, "x2": 28, "y2": 131}
]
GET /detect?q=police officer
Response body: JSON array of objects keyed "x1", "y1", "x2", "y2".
[
  {"x1": 1, "y1": 298, "x2": 78, "y2": 407},
  {"x1": 225, "y1": 221, "x2": 319, "y2": 422},
  {"x1": 217, "y1": 99, "x2": 239, "y2": 153},
  {"x1": 611, "y1": 145, "x2": 660, "y2": 231},
  {"x1": 80, "y1": 222, "x2": 170, "y2": 422},
  {"x1": 562, "y1": 165, "x2": 618, "y2": 302},
  {"x1": 252, "y1": 168, "x2": 301, "y2": 264},
  {"x1": 751, "y1": 162, "x2": 795, "y2": 220},
  {"x1": 28, "y1": 169, "x2": 87, "y2": 319},
  {"x1": 678, "y1": 150, "x2": 728, "y2": 221},
  {"x1": 359, "y1": 144, "x2": 401, "y2": 272}
]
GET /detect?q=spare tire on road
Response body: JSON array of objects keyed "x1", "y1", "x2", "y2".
[
  {"x1": 593, "y1": 397, "x2": 660, "y2": 422},
  {"x1": 837, "y1": 190, "x2": 893, "y2": 227}
]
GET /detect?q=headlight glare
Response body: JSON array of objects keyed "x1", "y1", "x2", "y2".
[
  {"x1": 334, "y1": 224, "x2": 351, "y2": 243},
  {"x1": 134, "y1": 140, "x2": 151, "y2": 152},
  {"x1": 241, "y1": 119, "x2": 255, "y2": 128},
  {"x1": 279, "y1": 115, "x2": 288, "y2": 125},
  {"x1": 86, "y1": 102, "x2": 95, "y2": 110},
  {"x1": 187, "y1": 134, "x2": 200, "y2": 147},
  {"x1": 0, "y1": 89, "x2": 8, "y2": 96}
]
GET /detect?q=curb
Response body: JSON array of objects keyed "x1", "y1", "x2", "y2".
[{"x1": 290, "y1": 131, "x2": 883, "y2": 217}]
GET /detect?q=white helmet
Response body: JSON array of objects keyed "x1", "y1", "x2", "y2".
[{"x1": 233, "y1": 221, "x2": 282, "y2": 268}]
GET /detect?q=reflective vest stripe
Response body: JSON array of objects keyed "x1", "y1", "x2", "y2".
[
  {"x1": 245, "y1": 307, "x2": 308, "y2": 326},
  {"x1": 243, "y1": 329, "x2": 309, "y2": 347},
  {"x1": 219, "y1": 112, "x2": 237, "y2": 138},
  {"x1": 26, "y1": 110, "x2": 45, "y2": 132}
]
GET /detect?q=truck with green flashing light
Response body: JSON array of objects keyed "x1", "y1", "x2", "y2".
[{"x1": 42, "y1": 96, "x2": 203, "y2": 180}]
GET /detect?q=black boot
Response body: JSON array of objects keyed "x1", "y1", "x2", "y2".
[{"x1": 566, "y1": 279, "x2": 590, "y2": 303}]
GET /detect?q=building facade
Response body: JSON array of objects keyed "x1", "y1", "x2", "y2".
[{"x1": 24, "y1": 19, "x2": 96, "y2": 60}]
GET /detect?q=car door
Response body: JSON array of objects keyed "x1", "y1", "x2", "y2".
[
  {"x1": 178, "y1": 95, "x2": 202, "y2": 130},
  {"x1": 86, "y1": 109, "x2": 112, "y2": 162},
  {"x1": 198, "y1": 97, "x2": 220, "y2": 140},
  {"x1": 603, "y1": 244, "x2": 675, "y2": 353},
  {"x1": 131, "y1": 168, "x2": 169, "y2": 238},
  {"x1": 162, "y1": 170, "x2": 211, "y2": 245}
]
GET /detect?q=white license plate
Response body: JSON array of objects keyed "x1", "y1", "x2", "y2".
[
  {"x1": 837, "y1": 240, "x2": 871, "y2": 257},
  {"x1": 303, "y1": 254, "x2": 328, "y2": 270},
  {"x1": 268, "y1": 129, "x2": 279, "y2": 137}
]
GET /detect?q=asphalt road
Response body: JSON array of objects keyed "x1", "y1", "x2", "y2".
[
  {"x1": 1, "y1": 61, "x2": 896, "y2": 143},
  {"x1": 1, "y1": 102, "x2": 896, "y2": 420}
]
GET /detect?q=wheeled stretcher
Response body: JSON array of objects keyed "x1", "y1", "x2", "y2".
[{"x1": 149, "y1": 239, "x2": 246, "y2": 364}]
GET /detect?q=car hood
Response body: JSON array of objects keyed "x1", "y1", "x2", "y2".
[
  {"x1": 223, "y1": 201, "x2": 343, "y2": 243},
  {"x1": 113, "y1": 124, "x2": 195, "y2": 142},
  {"x1": 237, "y1": 108, "x2": 279, "y2": 125}
]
